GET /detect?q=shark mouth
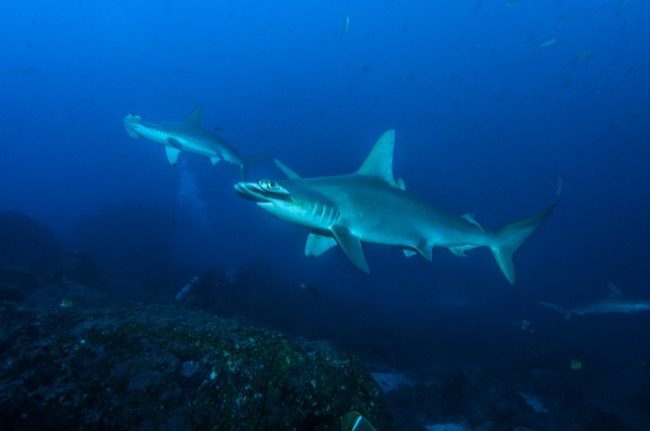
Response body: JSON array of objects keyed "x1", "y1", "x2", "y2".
[
  {"x1": 234, "y1": 181, "x2": 291, "y2": 204},
  {"x1": 234, "y1": 182, "x2": 268, "y2": 202}
]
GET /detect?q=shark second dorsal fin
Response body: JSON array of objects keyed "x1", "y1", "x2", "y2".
[
  {"x1": 184, "y1": 105, "x2": 203, "y2": 127},
  {"x1": 356, "y1": 129, "x2": 397, "y2": 186}
]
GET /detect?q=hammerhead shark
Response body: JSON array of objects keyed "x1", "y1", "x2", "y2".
[
  {"x1": 538, "y1": 282, "x2": 650, "y2": 320},
  {"x1": 235, "y1": 129, "x2": 561, "y2": 284},
  {"x1": 124, "y1": 105, "x2": 262, "y2": 179}
]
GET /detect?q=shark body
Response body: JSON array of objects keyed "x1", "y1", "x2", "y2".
[
  {"x1": 539, "y1": 282, "x2": 650, "y2": 320},
  {"x1": 124, "y1": 105, "x2": 254, "y2": 179},
  {"x1": 235, "y1": 129, "x2": 560, "y2": 285}
]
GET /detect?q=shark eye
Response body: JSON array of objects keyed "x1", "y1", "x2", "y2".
[{"x1": 259, "y1": 179, "x2": 289, "y2": 196}]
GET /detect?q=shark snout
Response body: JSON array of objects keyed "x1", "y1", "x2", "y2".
[{"x1": 234, "y1": 182, "x2": 268, "y2": 202}]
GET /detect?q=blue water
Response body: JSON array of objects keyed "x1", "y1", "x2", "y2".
[{"x1": 2, "y1": 0, "x2": 650, "y2": 428}]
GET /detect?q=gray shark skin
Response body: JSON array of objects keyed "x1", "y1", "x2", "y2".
[
  {"x1": 124, "y1": 105, "x2": 259, "y2": 179},
  {"x1": 235, "y1": 129, "x2": 561, "y2": 285},
  {"x1": 539, "y1": 282, "x2": 650, "y2": 320}
]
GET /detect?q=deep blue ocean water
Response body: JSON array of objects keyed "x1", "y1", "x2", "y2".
[{"x1": 2, "y1": 0, "x2": 650, "y2": 429}]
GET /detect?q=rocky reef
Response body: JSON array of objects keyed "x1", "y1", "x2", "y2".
[{"x1": 0, "y1": 302, "x2": 382, "y2": 430}]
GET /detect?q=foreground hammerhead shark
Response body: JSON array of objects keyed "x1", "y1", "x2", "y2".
[
  {"x1": 235, "y1": 129, "x2": 561, "y2": 284},
  {"x1": 124, "y1": 105, "x2": 264, "y2": 179}
]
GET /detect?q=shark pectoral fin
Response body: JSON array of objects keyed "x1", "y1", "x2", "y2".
[
  {"x1": 331, "y1": 227, "x2": 369, "y2": 273},
  {"x1": 184, "y1": 105, "x2": 203, "y2": 127},
  {"x1": 403, "y1": 249, "x2": 417, "y2": 258},
  {"x1": 165, "y1": 147, "x2": 181, "y2": 166},
  {"x1": 210, "y1": 156, "x2": 221, "y2": 165},
  {"x1": 461, "y1": 213, "x2": 484, "y2": 232},
  {"x1": 274, "y1": 159, "x2": 302, "y2": 179},
  {"x1": 167, "y1": 137, "x2": 183, "y2": 150},
  {"x1": 305, "y1": 233, "x2": 338, "y2": 258}
]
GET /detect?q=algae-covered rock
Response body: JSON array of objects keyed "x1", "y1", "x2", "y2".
[{"x1": 0, "y1": 303, "x2": 382, "y2": 430}]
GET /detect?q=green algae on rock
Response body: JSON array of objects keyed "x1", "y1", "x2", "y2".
[{"x1": 0, "y1": 303, "x2": 382, "y2": 430}]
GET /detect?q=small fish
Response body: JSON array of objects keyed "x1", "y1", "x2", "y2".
[
  {"x1": 60, "y1": 297, "x2": 74, "y2": 308},
  {"x1": 570, "y1": 49, "x2": 593, "y2": 68},
  {"x1": 536, "y1": 38, "x2": 558, "y2": 49},
  {"x1": 340, "y1": 411, "x2": 377, "y2": 431},
  {"x1": 340, "y1": 16, "x2": 350, "y2": 42},
  {"x1": 300, "y1": 283, "x2": 319, "y2": 298},
  {"x1": 570, "y1": 358, "x2": 582, "y2": 370}
]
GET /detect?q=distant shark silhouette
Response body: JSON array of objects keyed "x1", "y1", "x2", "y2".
[
  {"x1": 124, "y1": 105, "x2": 265, "y2": 179},
  {"x1": 235, "y1": 129, "x2": 561, "y2": 284},
  {"x1": 538, "y1": 282, "x2": 650, "y2": 320}
]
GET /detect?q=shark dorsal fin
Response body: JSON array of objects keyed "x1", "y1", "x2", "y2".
[
  {"x1": 356, "y1": 129, "x2": 397, "y2": 186},
  {"x1": 184, "y1": 105, "x2": 203, "y2": 127}
]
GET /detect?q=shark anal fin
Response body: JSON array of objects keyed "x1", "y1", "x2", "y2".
[
  {"x1": 331, "y1": 227, "x2": 369, "y2": 273},
  {"x1": 274, "y1": 159, "x2": 302, "y2": 179},
  {"x1": 184, "y1": 105, "x2": 203, "y2": 127},
  {"x1": 165, "y1": 146, "x2": 181, "y2": 166},
  {"x1": 450, "y1": 247, "x2": 467, "y2": 257},
  {"x1": 449, "y1": 245, "x2": 478, "y2": 257},
  {"x1": 305, "y1": 233, "x2": 337, "y2": 258}
]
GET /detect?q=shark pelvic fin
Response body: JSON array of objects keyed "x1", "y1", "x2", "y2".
[
  {"x1": 184, "y1": 105, "x2": 203, "y2": 127},
  {"x1": 305, "y1": 233, "x2": 337, "y2": 258},
  {"x1": 210, "y1": 156, "x2": 221, "y2": 165},
  {"x1": 396, "y1": 177, "x2": 406, "y2": 190},
  {"x1": 403, "y1": 248, "x2": 417, "y2": 258},
  {"x1": 331, "y1": 227, "x2": 369, "y2": 273},
  {"x1": 356, "y1": 129, "x2": 398, "y2": 187},
  {"x1": 274, "y1": 159, "x2": 302, "y2": 179},
  {"x1": 165, "y1": 147, "x2": 181, "y2": 166},
  {"x1": 416, "y1": 242, "x2": 433, "y2": 261}
]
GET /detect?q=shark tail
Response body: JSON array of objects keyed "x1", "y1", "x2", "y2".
[
  {"x1": 489, "y1": 178, "x2": 562, "y2": 285},
  {"x1": 538, "y1": 302, "x2": 572, "y2": 320},
  {"x1": 241, "y1": 149, "x2": 273, "y2": 180}
]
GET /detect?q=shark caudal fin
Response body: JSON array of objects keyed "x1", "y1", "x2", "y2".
[
  {"x1": 538, "y1": 302, "x2": 572, "y2": 320},
  {"x1": 490, "y1": 178, "x2": 562, "y2": 285}
]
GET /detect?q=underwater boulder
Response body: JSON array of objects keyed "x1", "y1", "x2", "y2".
[
  {"x1": 0, "y1": 267, "x2": 38, "y2": 302},
  {"x1": 0, "y1": 303, "x2": 382, "y2": 430},
  {"x1": 0, "y1": 211, "x2": 61, "y2": 272}
]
